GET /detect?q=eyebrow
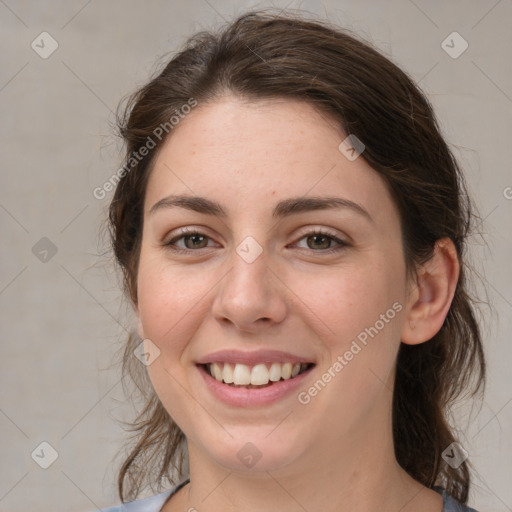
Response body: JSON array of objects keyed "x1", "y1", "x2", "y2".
[{"x1": 149, "y1": 194, "x2": 373, "y2": 222}]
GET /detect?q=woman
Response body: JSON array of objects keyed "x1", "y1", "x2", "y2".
[{"x1": 103, "y1": 9, "x2": 485, "y2": 512}]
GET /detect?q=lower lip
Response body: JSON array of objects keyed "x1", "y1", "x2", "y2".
[{"x1": 197, "y1": 365, "x2": 314, "y2": 407}]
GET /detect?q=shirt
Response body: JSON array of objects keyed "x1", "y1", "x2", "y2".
[{"x1": 100, "y1": 479, "x2": 480, "y2": 511}]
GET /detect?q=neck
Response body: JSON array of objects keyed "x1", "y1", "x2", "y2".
[{"x1": 173, "y1": 416, "x2": 441, "y2": 512}]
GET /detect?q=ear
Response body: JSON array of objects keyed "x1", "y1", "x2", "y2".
[{"x1": 401, "y1": 238, "x2": 460, "y2": 345}]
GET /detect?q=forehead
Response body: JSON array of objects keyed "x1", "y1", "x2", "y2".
[{"x1": 144, "y1": 97, "x2": 397, "y2": 225}]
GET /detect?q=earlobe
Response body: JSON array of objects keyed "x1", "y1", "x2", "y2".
[{"x1": 401, "y1": 238, "x2": 460, "y2": 345}]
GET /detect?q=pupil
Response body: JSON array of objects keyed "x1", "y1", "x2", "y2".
[
  {"x1": 309, "y1": 235, "x2": 329, "y2": 249},
  {"x1": 187, "y1": 235, "x2": 206, "y2": 248}
]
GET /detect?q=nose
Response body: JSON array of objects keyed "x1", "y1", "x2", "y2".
[{"x1": 211, "y1": 242, "x2": 288, "y2": 333}]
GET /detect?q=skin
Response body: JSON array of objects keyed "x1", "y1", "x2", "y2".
[{"x1": 134, "y1": 97, "x2": 459, "y2": 512}]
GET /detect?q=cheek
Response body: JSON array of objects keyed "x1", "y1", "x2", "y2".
[
  {"x1": 136, "y1": 261, "x2": 210, "y2": 412},
  {"x1": 291, "y1": 266, "x2": 405, "y2": 420},
  {"x1": 136, "y1": 258, "x2": 211, "y2": 348},
  {"x1": 290, "y1": 262, "x2": 403, "y2": 347},
  {"x1": 292, "y1": 262, "x2": 405, "y2": 396}
]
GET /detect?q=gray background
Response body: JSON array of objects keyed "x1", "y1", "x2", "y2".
[{"x1": 0, "y1": 1, "x2": 511, "y2": 511}]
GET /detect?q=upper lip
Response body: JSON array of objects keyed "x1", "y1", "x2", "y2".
[{"x1": 196, "y1": 349, "x2": 316, "y2": 366}]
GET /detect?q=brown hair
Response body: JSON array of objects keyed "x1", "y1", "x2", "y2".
[{"x1": 109, "y1": 9, "x2": 485, "y2": 504}]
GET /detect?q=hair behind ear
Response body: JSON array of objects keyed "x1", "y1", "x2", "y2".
[{"x1": 393, "y1": 264, "x2": 485, "y2": 502}]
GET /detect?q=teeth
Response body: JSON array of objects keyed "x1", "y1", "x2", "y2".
[
  {"x1": 233, "y1": 363, "x2": 251, "y2": 385},
  {"x1": 212, "y1": 362, "x2": 223, "y2": 381},
  {"x1": 250, "y1": 364, "x2": 269, "y2": 385},
  {"x1": 269, "y1": 362, "x2": 282, "y2": 382},
  {"x1": 222, "y1": 363, "x2": 234, "y2": 384},
  {"x1": 207, "y1": 362, "x2": 310, "y2": 386},
  {"x1": 281, "y1": 362, "x2": 292, "y2": 379}
]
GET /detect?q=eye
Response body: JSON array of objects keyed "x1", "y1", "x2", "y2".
[
  {"x1": 164, "y1": 227, "x2": 349, "y2": 255},
  {"x1": 164, "y1": 228, "x2": 217, "y2": 252},
  {"x1": 294, "y1": 229, "x2": 349, "y2": 253}
]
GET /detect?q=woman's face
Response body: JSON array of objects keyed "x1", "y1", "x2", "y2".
[{"x1": 136, "y1": 97, "x2": 413, "y2": 473}]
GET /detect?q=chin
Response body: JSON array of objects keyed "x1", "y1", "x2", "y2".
[{"x1": 199, "y1": 427, "x2": 305, "y2": 473}]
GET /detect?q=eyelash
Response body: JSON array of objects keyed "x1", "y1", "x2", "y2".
[{"x1": 164, "y1": 227, "x2": 349, "y2": 255}]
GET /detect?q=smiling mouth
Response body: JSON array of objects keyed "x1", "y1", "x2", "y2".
[{"x1": 200, "y1": 362, "x2": 315, "y2": 388}]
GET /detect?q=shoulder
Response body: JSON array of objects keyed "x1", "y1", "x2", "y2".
[
  {"x1": 100, "y1": 479, "x2": 189, "y2": 512},
  {"x1": 100, "y1": 491, "x2": 172, "y2": 512},
  {"x1": 435, "y1": 487, "x2": 480, "y2": 512}
]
